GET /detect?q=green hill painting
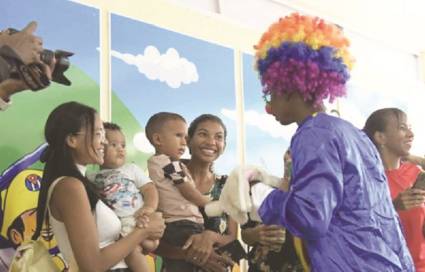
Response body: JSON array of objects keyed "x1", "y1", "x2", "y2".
[{"x1": 0, "y1": 65, "x2": 150, "y2": 172}]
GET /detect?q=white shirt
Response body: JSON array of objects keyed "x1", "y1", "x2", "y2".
[
  {"x1": 88, "y1": 163, "x2": 152, "y2": 217},
  {"x1": 49, "y1": 165, "x2": 127, "y2": 269}
]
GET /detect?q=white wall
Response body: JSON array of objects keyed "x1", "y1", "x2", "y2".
[
  {"x1": 171, "y1": 0, "x2": 425, "y2": 54},
  {"x1": 169, "y1": 0, "x2": 425, "y2": 155},
  {"x1": 74, "y1": 0, "x2": 425, "y2": 155}
]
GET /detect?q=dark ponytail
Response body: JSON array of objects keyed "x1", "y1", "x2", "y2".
[{"x1": 33, "y1": 102, "x2": 100, "y2": 240}]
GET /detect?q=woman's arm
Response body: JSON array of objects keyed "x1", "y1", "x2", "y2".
[
  {"x1": 155, "y1": 238, "x2": 231, "y2": 272},
  {"x1": 139, "y1": 182, "x2": 159, "y2": 212},
  {"x1": 154, "y1": 239, "x2": 186, "y2": 260},
  {"x1": 241, "y1": 225, "x2": 259, "y2": 246},
  {"x1": 155, "y1": 233, "x2": 218, "y2": 261},
  {"x1": 393, "y1": 188, "x2": 425, "y2": 211},
  {"x1": 51, "y1": 178, "x2": 164, "y2": 272},
  {"x1": 183, "y1": 218, "x2": 237, "y2": 266},
  {"x1": 204, "y1": 218, "x2": 238, "y2": 248},
  {"x1": 241, "y1": 224, "x2": 285, "y2": 247}
]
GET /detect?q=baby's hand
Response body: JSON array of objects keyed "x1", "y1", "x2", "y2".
[
  {"x1": 180, "y1": 163, "x2": 191, "y2": 176},
  {"x1": 135, "y1": 206, "x2": 155, "y2": 228},
  {"x1": 136, "y1": 206, "x2": 155, "y2": 218}
]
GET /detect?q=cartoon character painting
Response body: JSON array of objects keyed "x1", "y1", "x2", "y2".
[
  {"x1": 0, "y1": 144, "x2": 67, "y2": 271},
  {"x1": 0, "y1": 144, "x2": 160, "y2": 271}
]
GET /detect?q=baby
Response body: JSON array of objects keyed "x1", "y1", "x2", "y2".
[{"x1": 90, "y1": 122, "x2": 159, "y2": 272}]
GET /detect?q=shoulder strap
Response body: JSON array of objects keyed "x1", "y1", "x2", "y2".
[
  {"x1": 31, "y1": 176, "x2": 66, "y2": 241},
  {"x1": 45, "y1": 177, "x2": 81, "y2": 272},
  {"x1": 45, "y1": 176, "x2": 66, "y2": 215},
  {"x1": 47, "y1": 177, "x2": 65, "y2": 204}
]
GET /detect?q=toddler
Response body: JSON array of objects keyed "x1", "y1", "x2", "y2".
[{"x1": 145, "y1": 112, "x2": 211, "y2": 272}]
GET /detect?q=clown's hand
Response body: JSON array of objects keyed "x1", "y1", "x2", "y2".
[
  {"x1": 245, "y1": 166, "x2": 281, "y2": 222},
  {"x1": 244, "y1": 165, "x2": 282, "y2": 188},
  {"x1": 206, "y1": 165, "x2": 279, "y2": 225},
  {"x1": 203, "y1": 166, "x2": 251, "y2": 224}
]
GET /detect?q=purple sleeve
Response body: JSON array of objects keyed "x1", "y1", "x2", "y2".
[{"x1": 259, "y1": 134, "x2": 344, "y2": 240}]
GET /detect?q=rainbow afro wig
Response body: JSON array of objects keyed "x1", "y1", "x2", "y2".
[{"x1": 255, "y1": 13, "x2": 354, "y2": 107}]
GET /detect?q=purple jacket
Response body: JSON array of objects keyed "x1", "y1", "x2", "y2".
[{"x1": 258, "y1": 113, "x2": 414, "y2": 271}]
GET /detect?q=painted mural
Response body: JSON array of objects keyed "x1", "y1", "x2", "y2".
[
  {"x1": 0, "y1": 0, "x2": 100, "y2": 270},
  {"x1": 243, "y1": 54, "x2": 296, "y2": 177},
  {"x1": 110, "y1": 14, "x2": 237, "y2": 174},
  {"x1": 1, "y1": 1, "x2": 239, "y2": 271},
  {"x1": 109, "y1": 14, "x2": 239, "y2": 271}
]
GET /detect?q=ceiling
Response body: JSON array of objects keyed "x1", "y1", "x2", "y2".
[{"x1": 169, "y1": 0, "x2": 425, "y2": 55}]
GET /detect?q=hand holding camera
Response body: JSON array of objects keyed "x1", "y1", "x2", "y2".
[
  {"x1": 0, "y1": 21, "x2": 73, "y2": 101},
  {"x1": 0, "y1": 21, "x2": 42, "y2": 65}
]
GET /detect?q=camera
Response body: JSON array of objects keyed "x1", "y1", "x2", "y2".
[
  {"x1": 39, "y1": 49, "x2": 73, "y2": 86},
  {"x1": 6, "y1": 28, "x2": 73, "y2": 89}
]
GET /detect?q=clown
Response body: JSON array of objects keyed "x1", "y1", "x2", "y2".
[{"x1": 234, "y1": 13, "x2": 414, "y2": 271}]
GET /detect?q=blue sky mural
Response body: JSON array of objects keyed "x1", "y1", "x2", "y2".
[
  {"x1": 1, "y1": 1, "x2": 100, "y2": 270},
  {"x1": 0, "y1": 0, "x2": 100, "y2": 169},
  {"x1": 340, "y1": 80, "x2": 425, "y2": 154},
  {"x1": 111, "y1": 14, "x2": 237, "y2": 174},
  {"x1": 243, "y1": 54, "x2": 297, "y2": 177}
]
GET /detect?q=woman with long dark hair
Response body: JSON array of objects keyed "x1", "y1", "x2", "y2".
[{"x1": 34, "y1": 101, "x2": 165, "y2": 272}]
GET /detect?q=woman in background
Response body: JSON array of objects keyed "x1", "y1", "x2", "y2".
[{"x1": 364, "y1": 107, "x2": 425, "y2": 271}]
